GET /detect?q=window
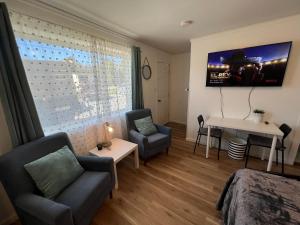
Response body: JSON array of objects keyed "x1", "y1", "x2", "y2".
[{"x1": 10, "y1": 11, "x2": 132, "y2": 152}]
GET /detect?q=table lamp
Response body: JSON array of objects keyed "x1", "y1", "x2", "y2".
[{"x1": 103, "y1": 122, "x2": 114, "y2": 148}]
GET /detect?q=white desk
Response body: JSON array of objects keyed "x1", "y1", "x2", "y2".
[
  {"x1": 89, "y1": 138, "x2": 139, "y2": 189},
  {"x1": 205, "y1": 117, "x2": 283, "y2": 171}
]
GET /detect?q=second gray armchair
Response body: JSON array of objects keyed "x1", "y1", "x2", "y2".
[{"x1": 126, "y1": 109, "x2": 172, "y2": 164}]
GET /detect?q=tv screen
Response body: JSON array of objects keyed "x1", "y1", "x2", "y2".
[{"x1": 206, "y1": 41, "x2": 292, "y2": 87}]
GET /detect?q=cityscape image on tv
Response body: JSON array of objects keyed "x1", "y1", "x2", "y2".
[{"x1": 206, "y1": 42, "x2": 292, "y2": 87}]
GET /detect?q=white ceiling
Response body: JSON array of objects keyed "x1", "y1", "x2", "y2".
[{"x1": 42, "y1": 0, "x2": 300, "y2": 53}]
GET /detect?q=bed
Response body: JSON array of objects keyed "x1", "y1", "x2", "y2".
[{"x1": 217, "y1": 169, "x2": 300, "y2": 225}]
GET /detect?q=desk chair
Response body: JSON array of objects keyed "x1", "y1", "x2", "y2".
[
  {"x1": 245, "y1": 123, "x2": 292, "y2": 174},
  {"x1": 193, "y1": 115, "x2": 223, "y2": 159}
]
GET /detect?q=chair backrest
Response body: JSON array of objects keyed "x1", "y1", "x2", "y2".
[
  {"x1": 197, "y1": 115, "x2": 205, "y2": 128},
  {"x1": 125, "y1": 108, "x2": 152, "y2": 132},
  {"x1": 0, "y1": 132, "x2": 73, "y2": 203},
  {"x1": 279, "y1": 123, "x2": 292, "y2": 146}
]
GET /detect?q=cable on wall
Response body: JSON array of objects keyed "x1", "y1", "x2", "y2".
[
  {"x1": 219, "y1": 87, "x2": 224, "y2": 118},
  {"x1": 242, "y1": 87, "x2": 255, "y2": 120}
]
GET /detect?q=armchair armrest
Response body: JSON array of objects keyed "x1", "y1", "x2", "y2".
[
  {"x1": 77, "y1": 156, "x2": 113, "y2": 172},
  {"x1": 15, "y1": 194, "x2": 73, "y2": 225},
  {"x1": 156, "y1": 125, "x2": 172, "y2": 145},
  {"x1": 155, "y1": 124, "x2": 172, "y2": 136},
  {"x1": 77, "y1": 156, "x2": 115, "y2": 186},
  {"x1": 129, "y1": 129, "x2": 148, "y2": 146}
]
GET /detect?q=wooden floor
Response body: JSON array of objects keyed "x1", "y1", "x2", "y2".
[{"x1": 12, "y1": 122, "x2": 300, "y2": 225}]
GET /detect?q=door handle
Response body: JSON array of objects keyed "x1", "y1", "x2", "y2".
[{"x1": 158, "y1": 99, "x2": 162, "y2": 102}]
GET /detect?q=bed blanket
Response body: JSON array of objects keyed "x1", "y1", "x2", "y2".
[{"x1": 217, "y1": 169, "x2": 300, "y2": 225}]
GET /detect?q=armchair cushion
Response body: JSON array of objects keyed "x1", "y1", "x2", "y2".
[
  {"x1": 24, "y1": 146, "x2": 84, "y2": 199},
  {"x1": 134, "y1": 116, "x2": 157, "y2": 136},
  {"x1": 55, "y1": 171, "x2": 112, "y2": 225},
  {"x1": 147, "y1": 133, "x2": 169, "y2": 148}
]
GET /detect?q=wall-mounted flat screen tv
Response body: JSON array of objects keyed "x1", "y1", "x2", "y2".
[{"x1": 206, "y1": 41, "x2": 292, "y2": 87}]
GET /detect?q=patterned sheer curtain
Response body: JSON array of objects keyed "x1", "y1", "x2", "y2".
[{"x1": 9, "y1": 11, "x2": 132, "y2": 154}]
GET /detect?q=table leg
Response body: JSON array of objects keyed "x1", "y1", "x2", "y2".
[
  {"x1": 114, "y1": 163, "x2": 118, "y2": 189},
  {"x1": 267, "y1": 135, "x2": 277, "y2": 172},
  {"x1": 206, "y1": 125, "x2": 211, "y2": 158},
  {"x1": 134, "y1": 147, "x2": 139, "y2": 169}
]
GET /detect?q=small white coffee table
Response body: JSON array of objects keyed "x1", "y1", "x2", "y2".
[{"x1": 89, "y1": 138, "x2": 139, "y2": 189}]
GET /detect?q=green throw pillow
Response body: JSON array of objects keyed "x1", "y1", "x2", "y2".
[
  {"x1": 24, "y1": 146, "x2": 84, "y2": 199},
  {"x1": 134, "y1": 116, "x2": 157, "y2": 136}
]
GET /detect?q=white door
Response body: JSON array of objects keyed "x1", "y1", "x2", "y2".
[{"x1": 157, "y1": 62, "x2": 169, "y2": 124}]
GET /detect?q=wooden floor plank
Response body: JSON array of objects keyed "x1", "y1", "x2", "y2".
[{"x1": 118, "y1": 166, "x2": 218, "y2": 223}]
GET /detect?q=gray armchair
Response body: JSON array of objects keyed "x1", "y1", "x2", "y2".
[
  {"x1": 126, "y1": 109, "x2": 172, "y2": 164},
  {"x1": 0, "y1": 132, "x2": 114, "y2": 225}
]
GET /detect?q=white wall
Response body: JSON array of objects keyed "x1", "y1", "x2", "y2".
[
  {"x1": 140, "y1": 44, "x2": 171, "y2": 123},
  {"x1": 169, "y1": 53, "x2": 190, "y2": 124},
  {"x1": 187, "y1": 14, "x2": 300, "y2": 164},
  {"x1": 0, "y1": 104, "x2": 12, "y2": 160}
]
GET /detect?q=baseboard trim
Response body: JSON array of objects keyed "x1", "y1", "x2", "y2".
[
  {"x1": 185, "y1": 137, "x2": 294, "y2": 165},
  {"x1": 0, "y1": 214, "x2": 18, "y2": 225},
  {"x1": 186, "y1": 137, "x2": 195, "y2": 142},
  {"x1": 294, "y1": 162, "x2": 300, "y2": 166},
  {"x1": 168, "y1": 120, "x2": 187, "y2": 126}
]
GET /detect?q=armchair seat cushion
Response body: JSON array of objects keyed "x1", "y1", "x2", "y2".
[
  {"x1": 55, "y1": 171, "x2": 111, "y2": 225},
  {"x1": 147, "y1": 133, "x2": 169, "y2": 148}
]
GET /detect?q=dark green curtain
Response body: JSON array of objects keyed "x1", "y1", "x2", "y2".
[
  {"x1": 131, "y1": 46, "x2": 144, "y2": 110},
  {"x1": 0, "y1": 3, "x2": 44, "y2": 146}
]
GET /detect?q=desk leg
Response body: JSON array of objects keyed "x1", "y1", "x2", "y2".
[
  {"x1": 206, "y1": 125, "x2": 211, "y2": 158},
  {"x1": 134, "y1": 147, "x2": 139, "y2": 169},
  {"x1": 267, "y1": 135, "x2": 277, "y2": 172},
  {"x1": 114, "y1": 163, "x2": 118, "y2": 189}
]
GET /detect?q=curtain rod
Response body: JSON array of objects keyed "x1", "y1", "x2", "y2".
[{"x1": 13, "y1": 0, "x2": 137, "y2": 43}]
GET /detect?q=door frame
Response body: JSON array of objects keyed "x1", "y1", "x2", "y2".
[{"x1": 156, "y1": 61, "x2": 170, "y2": 125}]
